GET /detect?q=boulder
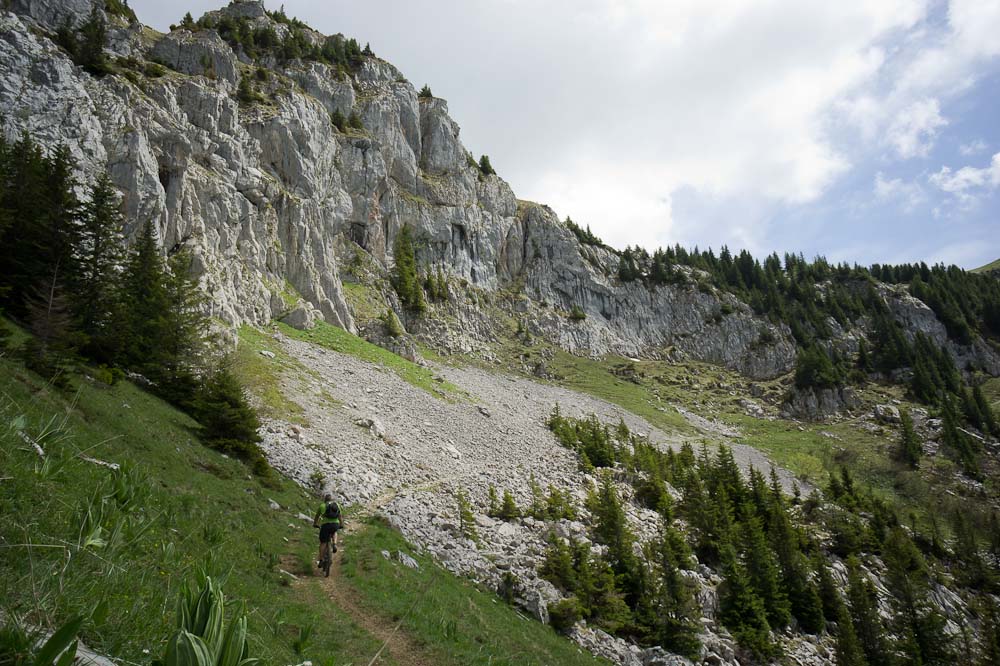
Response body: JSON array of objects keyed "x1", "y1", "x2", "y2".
[
  {"x1": 874, "y1": 404, "x2": 901, "y2": 424},
  {"x1": 282, "y1": 303, "x2": 320, "y2": 330}
]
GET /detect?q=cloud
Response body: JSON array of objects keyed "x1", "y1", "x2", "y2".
[
  {"x1": 959, "y1": 139, "x2": 988, "y2": 155},
  {"x1": 874, "y1": 172, "x2": 926, "y2": 210},
  {"x1": 928, "y1": 152, "x2": 1000, "y2": 205},
  {"x1": 885, "y1": 98, "x2": 947, "y2": 158},
  {"x1": 129, "y1": 0, "x2": 1000, "y2": 263}
]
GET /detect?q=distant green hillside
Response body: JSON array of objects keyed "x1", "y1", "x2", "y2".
[{"x1": 973, "y1": 258, "x2": 1000, "y2": 273}]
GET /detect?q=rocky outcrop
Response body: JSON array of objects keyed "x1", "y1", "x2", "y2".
[
  {"x1": 781, "y1": 386, "x2": 861, "y2": 420},
  {"x1": 1, "y1": 0, "x2": 995, "y2": 386}
]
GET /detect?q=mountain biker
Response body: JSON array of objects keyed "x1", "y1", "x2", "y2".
[{"x1": 314, "y1": 492, "x2": 342, "y2": 568}]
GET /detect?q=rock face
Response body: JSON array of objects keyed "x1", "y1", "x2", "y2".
[{"x1": 1, "y1": 0, "x2": 997, "y2": 386}]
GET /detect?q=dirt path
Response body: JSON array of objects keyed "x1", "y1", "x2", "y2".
[{"x1": 315, "y1": 523, "x2": 435, "y2": 666}]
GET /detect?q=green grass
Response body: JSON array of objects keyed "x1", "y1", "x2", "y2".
[
  {"x1": 971, "y1": 258, "x2": 1000, "y2": 273},
  {"x1": 232, "y1": 325, "x2": 308, "y2": 424},
  {"x1": 341, "y1": 280, "x2": 386, "y2": 323},
  {"x1": 546, "y1": 351, "x2": 693, "y2": 434},
  {"x1": 340, "y1": 516, "x2": 608, "y2": 666},
  {"x1": 278, "y1": 321, "x2": 466, "y2": 401},
  {"x1": 0, "y1": 355, "x2": 383, "y2": 665}
]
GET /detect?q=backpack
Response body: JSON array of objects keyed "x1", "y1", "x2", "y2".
[{"x1": 324, "y1": 501, "x2": 341, "y2": 522}]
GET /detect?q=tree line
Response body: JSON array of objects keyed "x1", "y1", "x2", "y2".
[
  {"x1": 538, "y1": 408, "x2": 1000, "y2": 664},
  {"x1": 0, "y1": 131, "x2": 268, "y2": 477}
]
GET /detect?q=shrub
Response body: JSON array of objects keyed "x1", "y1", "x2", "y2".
[
  {"x1": 548, "y1": 597, "x2": 583, "y2": 634},
  {"x1": 569, "y1": 305, "x2": 587, "y2": 322},
  {"x1": 348, "y1": 111, "x2": 364, "y2": 131},
  {"x1": 380, "y1": 309, "x2": 404, "y2": 338},
  {"x1": 418, "y1": 84, "x2": 433, "y2": 98},
  {"x1": 331, "y1": 108, "x2": 346, "y2": 132},
  {"x1": 478, "y1": 155, "x2": 495, "y2": 176}
]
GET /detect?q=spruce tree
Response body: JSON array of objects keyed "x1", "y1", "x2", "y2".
[
  {"x1": 540, "y1": 536, "x2": 576, "y2": 593},
  {"x1": 498, "y1": 489, "x2": 520, "y2": 521},
  {"x1": 653, "y1": 524, "x2": 700, "y2": 657},
  {"x1": 456, "y1": 488, "x2": 479, "y2": 544},
  {"x1": 478, "y1": 154, "x2": 495, "y2": 176},
  {"x1": 718, "y1": 543, "x2": 774, "y2": 659},
  {"x1": 882, "y1": 528, "x2": 953, "y2": 665},
  {"x1": 74, "y1": 173, "x2": 126, "y2": 362},
  {"x1": 845, "y1": 557, "x2": 892, "y2": 666},
  {"x1": 834, "y1": 603, "x2": 868, "y2": 666},
  {"x1": 972, "y1": 384, "x2": 998, "y2": 437},
  {"x1": 195, "y1": 363, "x2": 266, "y2": 474},
  {"x1": 391, "y1": 225, "x2": 425, "y2": 313},
  {"x1": 742, "y1": 509, "x2": 791, "y2": 629},
  {"x1": 897, "y1": 409, "x2": 922, "y2": 469}
]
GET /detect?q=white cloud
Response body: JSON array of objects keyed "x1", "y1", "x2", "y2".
[
  {"x1": 928, "y1": 152, "x2": 1000, "y2": 205},
  {"x1": 959, "y1": 139, "x2": 988, "y2": 155},
  {"x1": 885, "y1": 98, "x2": 947, "y2": 158},
  {"x1": 874, "y1": 171, "x2": 926, "y2": 210},
  {"x1": 129, "y1": 0, "x2": 1000, "y2": 257}
]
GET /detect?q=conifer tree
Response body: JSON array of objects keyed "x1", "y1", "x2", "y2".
[
  {"x1": 653, "y1": 524, "x2": 700, "y2": 657},
  {"x1": 456, "y1": 488, "x2": 479, "y2": 544},
  {"x1": 78, "y1": 7, "x2": 111, "y2": 75},
  {"x1": 487, "y1": 484, "x2": 499, "y2": 517},
  {"x1": 972, "y1": 384, "x2": 998, "y2": 437},
  {"x1": 742, "y1": 509, "x2": 791, "y2": 629},
  {"x1": 391, "y1": 225, "x2": 425, "y2": 313},
  {"x1": 770, "y1": 506, "x2": 824, "y2": 633},
  {"x1": 540, "y1": 536, "x2": 576, "y2": 593},
  {"x1": 331, "y1": 108, "x2": 346, "y2": 132},
  {"x1": 194, "y1": 363, "x2": 267, "y2": 474},
  {"x1": 74, "y1": 173, "x2": 126, "y2": 362},
  {"x1": 498, "y1": 489, "x2": 520, "y2": 521},
  {"x1": 897, "y1": 409, "x2": 922, "y2": 469},
  {"x1": 478, "y1": 154, "x2": 495, "y2": 175},
  {"x1": 882, "y1": 528, "x2": 954, "y2": 665},
  {"x1": 845, "y1": 557, "x2": 892, "y2": 666},
  {"x1": 718, "y1": 543, "x2": 774, "y2": 659},
  {"x1": 834, "y1": 603, "x2": 867, "y2": 666}
]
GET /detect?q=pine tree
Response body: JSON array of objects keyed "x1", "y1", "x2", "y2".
[
  {"x1": 418, "y1": 84, "x2": 433, "y2": 98},
  {"x1": 845, "y1": 557, "x2": 892, "y2": 666},
  {"x1": 120, "y1": 220, "x2": 171, "y2": 378},
  {"x1": 834, "y1": 603, "x2": 868, "y2": 666},
  {"x1": 73, "y1": 173, "x2": 126, "y2": 363},
  {"x1": 391, "y1": 225, "x2": 425, "y2": 313},
  {"x1": 78, "y1": 7, "x2": 111, "y2": 75},
  {"x1": 882, "y1": 528, "x2": 954, "y2": 665},
  {"x1": 897, "y1": 409, "x2": 922, "y2": 469},
  {"x1": 742, "y1": 509, "x2": 791, "y2": 629},
  {"x1": 498, "y1": 489, "x2": 520, "y2": 521},
  {"x1": 456, "y1": 488, "x2": 479, "y2": 544},
  {"x1": 540, "y1": 536, "x2": 576, "y2": 593},
  {"x1": 195, "y1": 363, "x2": 267, "y2": 474},
  {"x1": 718, "y1": 543, "x2": 774, "y2": 659},
  {"x1": 478, "y1": 154, "x2": 495, "y2": 176},
  {"x1": 770, "y1": 507, "x2": 824, "y2": 633},
  {"x1": 653, "y1": 524, "x2": 700, "y2": 657},
  {"x1": 972, "y1": 384, "x2": 998, "y2": 437}
]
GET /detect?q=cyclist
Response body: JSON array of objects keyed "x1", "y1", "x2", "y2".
[{"x1": 313, "y1": 492, "x2": 342, "y2": 568}]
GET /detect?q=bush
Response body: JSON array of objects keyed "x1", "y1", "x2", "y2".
[
  {"x1": 548, "y1": 597, "x2": 583, "y2": 634},
  {"x1": 478, "y1": 155, "x2": 495, "y2": 176},
  {"x1": 569, "y1": 305, "x2": 587, "y2": 322},
  {"x1": 380, "y1": 309, "x2": 404, "y2": 338},
  {"x1": 418, "y1": 84, "x2": 433, "y2": 98}
]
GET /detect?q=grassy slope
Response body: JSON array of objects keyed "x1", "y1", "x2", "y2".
[
  {"x1": 279, "y1": 321, "x2": 467, "y2": 401},
  {"x1": 0, "y1": 347, "x2": 603, "y2": 666},
  {"x1": 342, "y1": 518, "x2": 605, "y2": 666},
  {"x1": 972, "y1": 258, "x2": 1000, "y2": 273}
]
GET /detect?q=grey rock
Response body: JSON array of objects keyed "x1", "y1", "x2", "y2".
[
  {"x1": 874, "y1": 403, "x2": 901, "y2": 424},
  {"x1": 150, "y1": 30, "x2": 240, "y2": 86},
  {"x1": 282, "y1": 303, "x2": 320, "y2": 330}
]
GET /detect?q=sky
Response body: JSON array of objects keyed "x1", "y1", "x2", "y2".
[{"x1": 131, "y1": 0, "x2": 1000, "y2": 269}]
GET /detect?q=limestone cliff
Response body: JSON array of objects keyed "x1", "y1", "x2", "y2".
[{"x1": 0, "y1": 0, "x2": 995, "y2": 383}]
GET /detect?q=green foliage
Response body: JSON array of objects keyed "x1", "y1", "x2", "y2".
[
  {"x1": 794, "y1": 344, "x2": 844, "y2": 390},
  {"x1": 418, "y1": 84, "x2": 433, "y2": 98},
  {"x1": 547, "y1": 598, "x2": 583, "y2": 635},
  {"x1": 456, "y1": 488, "x2": 479, "y2": 544},
  {"x1": 897, "y1": 409, "x2": 921, "y2": 469},
  {"x1": 498, "y1": 489, "x2": 520, "y2": 521},
  {"x1": 391, "y1": 226, "x2": 426, "y2": 313},
  {"x1": 347, "y1": 111, "x2": 364, "y2": 131},
  {"x1": 331, "y1": 108, "x2": 346, "y2": 132},
  {"x1": 718, "y1": 543, "x2": 776, "y2": 660},
  {"x1": 380, "y1": 309, "x2": 404, "y2": 338},
  {"x1": 56, "y1": 8, "x2": 112, "y2": 76},
  {"x1": 163, "y1": 576, "x2": 256, "y2": 666},
  {"x1": 568, "y1": 305, "x2": 587, "y2": 322},
  {"x1": 565, "y1": 217, "x2": 605, "y2": 248},
  {"x1": 477, "y1": 155, "x2": 495, "y2": 176},
  {"x1": 846, "y1": 557, "x2": 892, "y2": 666},
  {"x1": 194, "y1": 364, "x2": 268, "y2": 477},
  {"x1": 0, "y1": 615, "x2": 83, "y2": 666}
]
